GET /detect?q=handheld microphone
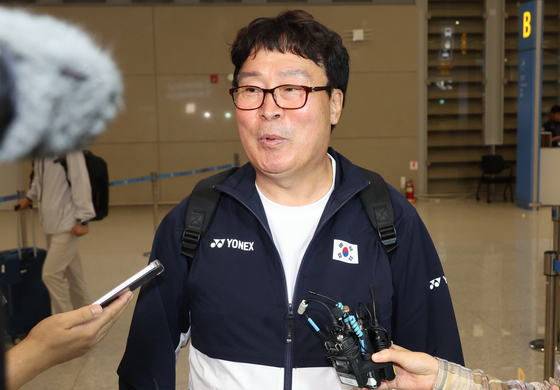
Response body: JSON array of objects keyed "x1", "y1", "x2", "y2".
[{"x1": 0, "y1": 7, "x2": 123, "y2": 163}]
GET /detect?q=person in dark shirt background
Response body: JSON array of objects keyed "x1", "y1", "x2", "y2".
[{"x1": 543, "y1": 105, "x2": 560, "y2": 147}]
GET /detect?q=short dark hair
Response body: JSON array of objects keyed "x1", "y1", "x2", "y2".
[
  {"x1": 551, "y1": 105, "x2": 560, "y2": 114},
  {"x1": 230, "y1": 10, "x2": 349, "y2": 108}
]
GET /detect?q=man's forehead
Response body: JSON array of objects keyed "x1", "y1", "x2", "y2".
[{"x1": 238, "y1": 68, "x2": 312, "y2": 81}]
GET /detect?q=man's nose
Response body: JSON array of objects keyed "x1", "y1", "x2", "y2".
[{"x1": 260, "y1": 91, "x2": 282, "y2": 119}]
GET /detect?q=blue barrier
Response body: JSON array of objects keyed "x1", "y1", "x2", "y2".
[
  {"x1": 0, "y1": 194, "x2": 19, "y2": 203},
  {"x1": 109, "y1": 175, "x2": 152, "y2": 187},
  {"x1": 0, "y1": 162, "x2": 238, "y2": 203},
  {"x1": 157, "y1": 163, "x2": 237, "y2": 180}
]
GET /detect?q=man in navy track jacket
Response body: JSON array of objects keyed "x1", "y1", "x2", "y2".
[{"x1": 118, "y1": 10, "x2": 463, "y2": 390}]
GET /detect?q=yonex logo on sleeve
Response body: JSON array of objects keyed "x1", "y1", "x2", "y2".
[{"x1": 429, "y1": 276, "x2": 447, "y2": 290}]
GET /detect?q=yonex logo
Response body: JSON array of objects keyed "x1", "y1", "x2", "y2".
[
  {"x1": 429, "y1": 276, "x2": 447, "y2": 290},
  {"x1": 210, "y1": 239, "x2": 225, "y2": 248},
  {"x1": 210, "y1": 238, "x2": 254, "y2": 252}
]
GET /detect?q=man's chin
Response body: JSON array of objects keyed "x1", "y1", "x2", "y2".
[
  {"x1": 259, "y1": 167, "x2": 290, "y2": 176},
  {"x1": 254, "y1": 163, "x2": 292, "y2": 178}
]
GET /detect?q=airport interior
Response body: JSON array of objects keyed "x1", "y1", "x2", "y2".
[{"x1": 0, "y1": 0, "x2": 560, "y2": 389}]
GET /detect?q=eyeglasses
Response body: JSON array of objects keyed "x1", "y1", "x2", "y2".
[{"x1": 229, "y1": 84, "x2": 332, "y2": 111}]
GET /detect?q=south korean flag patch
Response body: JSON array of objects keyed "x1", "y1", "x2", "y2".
[{"x1": 333, "y1": 239, "x2": 359, "y2": 265}]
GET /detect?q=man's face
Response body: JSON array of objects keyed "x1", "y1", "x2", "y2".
[
  {"x1": 552, "y1": 112, "x2": 560, "y2": 122},
  {"x1": 235, "y1": 49, "x2": 343, "y2": 180}
]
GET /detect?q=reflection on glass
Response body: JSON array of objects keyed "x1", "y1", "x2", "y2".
[
  {"x1": 224, "y1": 112, "x2": 232, "y2": 119},
  {"x1": 427, "y1": 0, "x2": 486, "y2": 195}
]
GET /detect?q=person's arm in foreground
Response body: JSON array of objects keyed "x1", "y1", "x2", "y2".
[
  {"x1": 370, "y1": 344, "x2": 559, "y2": 390},
  {"x1": 5, "y1": 291, "x2": 133, "y2": 390}
]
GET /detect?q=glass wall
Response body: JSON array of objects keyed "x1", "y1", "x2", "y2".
[{"x1": 427, "y1": 0, "x2": 559, "y2": 196}]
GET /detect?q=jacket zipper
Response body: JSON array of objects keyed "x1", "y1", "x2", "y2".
[
  {"x1": 286, "y1": 183, "x2": 370, "y2": 389},
  {"x1": 218, "y1": 181, "x2": 369, "y2": 390},
  {"x1": 285, "y1": 303, "x2": 294, "y2": 390},
  {"x1": 216, "y1": 190, "x2": 296, "y2": 389}
]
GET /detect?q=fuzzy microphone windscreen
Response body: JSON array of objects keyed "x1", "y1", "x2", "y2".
[{"x1": 0, "y1": 7, "x2": 123, "y2": 163}]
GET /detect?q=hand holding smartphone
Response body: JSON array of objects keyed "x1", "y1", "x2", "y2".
[{"x1": 92, "y1": 260, "x2": 164, "y2": 308}]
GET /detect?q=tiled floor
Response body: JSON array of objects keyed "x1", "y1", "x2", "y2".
[{"x1": 0, "y1": 197, "x2": 556, "y2": 388}]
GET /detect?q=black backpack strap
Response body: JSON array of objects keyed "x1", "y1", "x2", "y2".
[
  {"x1": 54, "y1": 155, "x2": 71, "y2": 187},
  {"x1": 181, "y1": 167, "x2": 239, "y2": 268},
  {"x1": 357, "y1": 167, "x2": 398, "y2": 262}
]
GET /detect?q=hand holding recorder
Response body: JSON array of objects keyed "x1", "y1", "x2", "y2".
[
  {"x1": 368, "y1": 344, "x2": 438, "y2": 390},
  {"x1": 5, "y1": 292, "x2": 133, "y2": 390},
  {"x1": 4, "y1": 260, "x2": 163, "y2": 390}
]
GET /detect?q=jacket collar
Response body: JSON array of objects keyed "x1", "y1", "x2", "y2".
[{"x1": 217, "y1": 148, "x2": 371, "y2": 221}]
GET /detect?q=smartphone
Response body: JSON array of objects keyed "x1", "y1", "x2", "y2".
[{"x1": 92, "y1": 260, "x2": 164, "y2": 308}]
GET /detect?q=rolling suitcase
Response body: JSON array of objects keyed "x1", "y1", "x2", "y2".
[{"x1": 0, "y1": 205, "x2": 51, "y2": 343}]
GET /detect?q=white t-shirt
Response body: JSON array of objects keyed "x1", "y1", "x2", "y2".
[{"x1": 256, "y1": 155, "x2": 336, "y2": 303}]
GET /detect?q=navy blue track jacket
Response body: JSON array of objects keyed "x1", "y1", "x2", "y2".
[{"x1": 118, "y1": 149, "x2": 463, "y2": 389}]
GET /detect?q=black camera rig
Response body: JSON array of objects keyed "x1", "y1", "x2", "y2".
[{"x1": 298, "y1": 288, "x2": 395, "y2": 389}]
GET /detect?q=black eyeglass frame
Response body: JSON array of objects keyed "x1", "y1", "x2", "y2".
[{"x1": 228, "y1": 84, "x2": 332, "y2": 111}]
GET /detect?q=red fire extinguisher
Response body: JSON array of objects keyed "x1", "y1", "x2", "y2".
[{"x1": 406, "y1": 180, "x2": 416, "y2": 204}]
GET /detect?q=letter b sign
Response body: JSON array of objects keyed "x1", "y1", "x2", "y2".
[{"x1": 523, "y1": 11, "x2": 531, "y2": 38}]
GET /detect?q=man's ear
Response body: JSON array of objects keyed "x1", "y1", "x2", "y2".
[{"x1": 330, "y1": 89, "x2": 344, "y2": 125}]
